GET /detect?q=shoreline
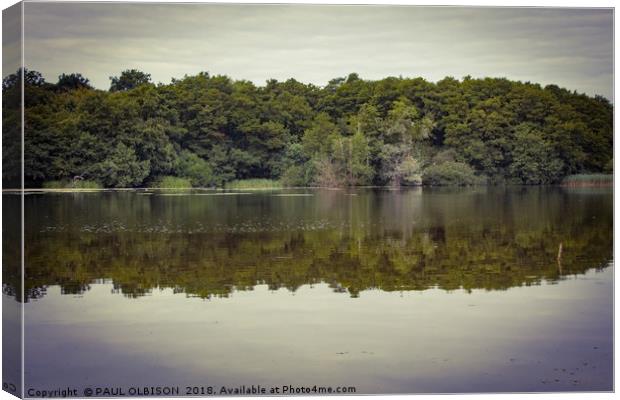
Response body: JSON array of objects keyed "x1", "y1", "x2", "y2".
[{"x1": 3, "y1": 184, "x2": 614, "y2": 193}]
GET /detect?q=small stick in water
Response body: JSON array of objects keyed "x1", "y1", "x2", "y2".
[{"x1": 557, "y1": 242, "x2": 563, "y2": 274}]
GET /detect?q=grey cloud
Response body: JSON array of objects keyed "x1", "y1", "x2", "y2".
[
  {"x1": 19, "y1": 3, "x2": 613, "y2": 100},
  {"x1": 3, "y1": 3, "x2": 22, "y2": 78}
]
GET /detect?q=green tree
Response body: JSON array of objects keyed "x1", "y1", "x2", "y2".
[
  {"x1": 377, "y1": 99, "x2": 432, "y2": 185},
  {"x1": 90, "y1": 143, "x2": 150, "y2": 187},
  {"x1": 56, "y1": 73, "x2": 92, "y2": 91},
  {"x1": 109, "y1": 69, "x2": 152, "y2": 92},
  {"x1": 508, "y1": 124, "x2": 564, "y2": 184},
  {"x1": 331, "y1": 130, "x2": 373, "y2": 186},
  {"x1": 302, "y1": 113, "x2": 340, "y2": 157}
]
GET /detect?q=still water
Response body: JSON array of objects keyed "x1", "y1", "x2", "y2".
[{"x1": 4, "y1": 187, "x2": 614, "y2": 394}]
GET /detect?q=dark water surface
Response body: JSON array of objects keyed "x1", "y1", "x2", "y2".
[{"x1": 4, "y1": 187, "x2": 613, "y2": 394}]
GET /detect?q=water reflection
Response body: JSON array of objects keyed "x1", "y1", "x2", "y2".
[{"x1": 3, "y1": 187, "x2": 613, "y2": 301}]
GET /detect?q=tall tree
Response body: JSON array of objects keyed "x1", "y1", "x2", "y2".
[
  {"x1": 57, "y1": 73, "x2": 92, "y2": 91},
  {"x1": 109, "y1": 69, "x2": 152, "y2": 92}
]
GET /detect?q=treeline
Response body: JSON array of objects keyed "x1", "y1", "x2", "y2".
[{"x1": 2, "y1": 68, "x2": 613, "y2": 188}]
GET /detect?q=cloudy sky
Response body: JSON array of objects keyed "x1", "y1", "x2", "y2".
[{"x1": 14, "y1": 3, "x2": 614, "y2": 99}]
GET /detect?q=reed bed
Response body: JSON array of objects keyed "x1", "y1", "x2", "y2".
[{"x1": 561, "y1": 174, "x2": 613, "y2": 187}]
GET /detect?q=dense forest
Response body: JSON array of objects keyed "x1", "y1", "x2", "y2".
[{"x1": 2, "y1": 68, "x2": 613, "y2": 188}]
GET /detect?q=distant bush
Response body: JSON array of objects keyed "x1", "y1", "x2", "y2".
[
  {"x1": 422, "y1": 162, "x2": 485, "y2": 186},
  {"x1": 149, "y1": 176, "x2": 192, "y2": 188},
  {"x1": 562, "y1": 174, "x2": 613, "y2": 187},
  {"x1": 280, "y1": 163, "x2": 316, "y2": 187},
  {"x1": 281, "y1": 166, "x2": 305, "y2": 187},
  {"x1": 175, "y1": 151, "x2": 214, "y2": 187},
  {"x1": 88, "y1": 143, "x2": 150, "y2": 188},
  {"x1": 224, "y1": 179, "x2": 282, "y2": 189},
  {"x1": 398, "y1": 156, "x2": 423, "y2": 186},
  {"x1": 42, "y1": 180, "x2": 102, "y2": 189}
]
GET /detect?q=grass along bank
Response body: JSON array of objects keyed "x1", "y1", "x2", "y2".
[
  {"x1": 224, "y1": 179, "x2": 283, "y2": 190},
  {"x1": 42, "y1": 180, "x2": 102, "y2": 189},
  {"x1": 39, "y1": 174, "x2": 613, "y2": 191},
  {"x1": 148, "y1": 176, "x2": 192, "y2": 189}
]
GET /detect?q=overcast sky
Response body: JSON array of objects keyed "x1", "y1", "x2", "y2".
[{"x1": 14, "y1": 3, "x2": 614, "y2": 99}]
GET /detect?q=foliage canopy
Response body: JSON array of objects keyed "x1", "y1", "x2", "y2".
[{"x1": 2, "y1": 68, "x2": 613, "y2": 188}]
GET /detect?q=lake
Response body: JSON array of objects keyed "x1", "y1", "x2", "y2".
[{"x1": 3, "y1": 186, "x2": 613, "y2": 395}]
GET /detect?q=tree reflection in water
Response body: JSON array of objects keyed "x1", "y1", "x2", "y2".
[{"x1": 3, "y1": 187, "x2": 612, "y2": 301}]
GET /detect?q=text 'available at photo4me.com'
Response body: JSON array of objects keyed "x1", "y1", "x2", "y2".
[{"x1": 25, "y1": 384, "x2": 358, "y2": 398}]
